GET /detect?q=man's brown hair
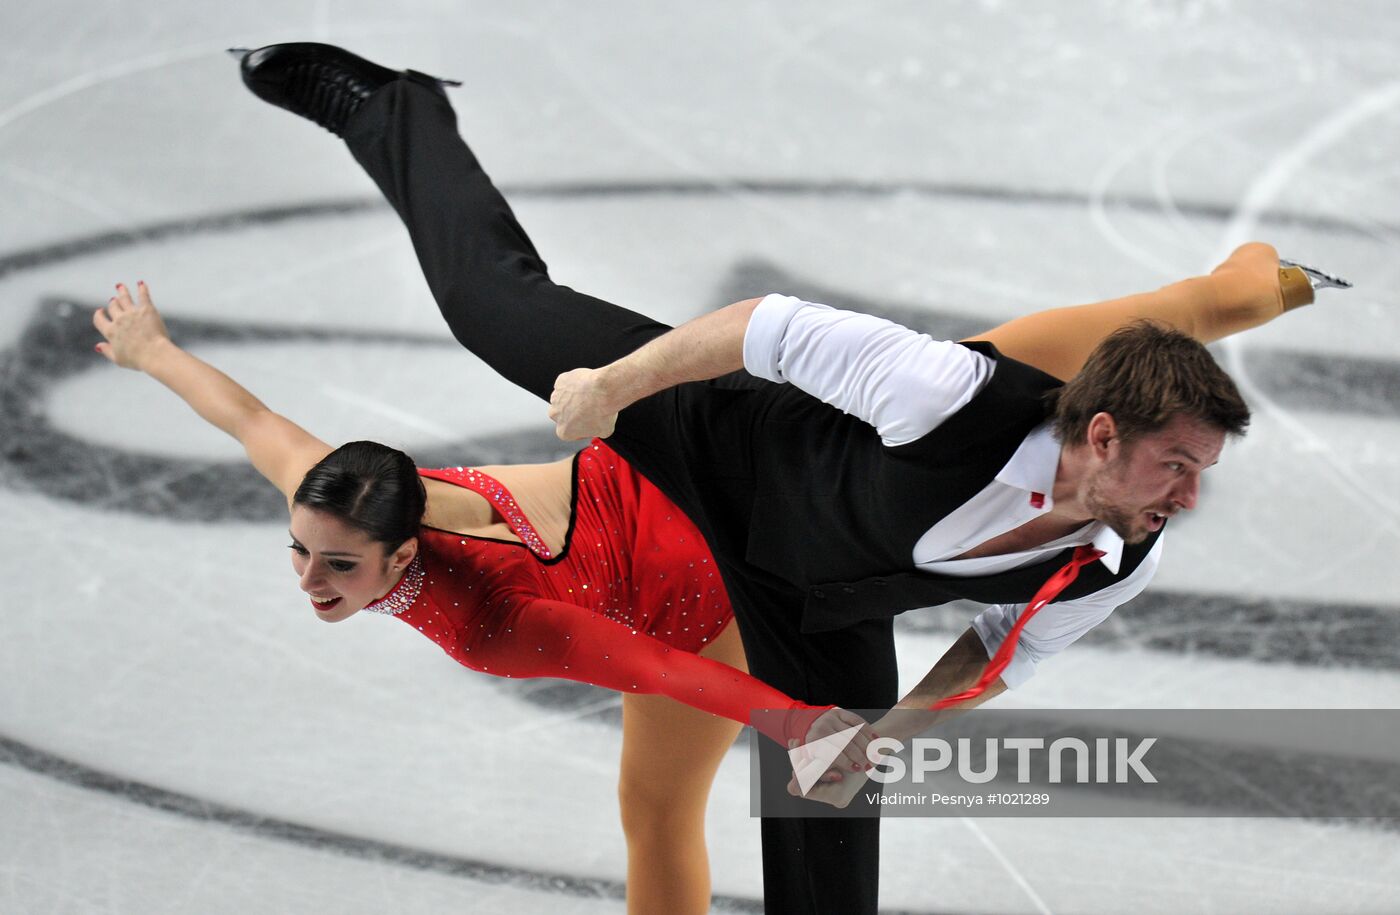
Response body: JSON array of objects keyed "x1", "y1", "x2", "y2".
[{"x1": 1049, "y1": 320, "x2": 1251, "y2": 445}]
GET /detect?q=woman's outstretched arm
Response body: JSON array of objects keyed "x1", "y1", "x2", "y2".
[
  {"x1": 93, "y1": 282, "x2": 332, "y2": 499},
  {"x1": 463, "y1": 594, "x2": 872, "y2": 764}
]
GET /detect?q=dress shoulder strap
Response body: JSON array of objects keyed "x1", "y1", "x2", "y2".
[{"x1": 418, "y1": 466, "x2": 554, "y2": 560}]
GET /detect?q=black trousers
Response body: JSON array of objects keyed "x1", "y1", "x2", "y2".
[{"x1": 344, "y1": 77, "x2": 899, "y2": 914}]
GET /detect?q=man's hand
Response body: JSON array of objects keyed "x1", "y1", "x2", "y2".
[
  {"x1": 786, "y1": 767, "x2": 871, "y2": 808},
  {"x1": 548, "y1": 367, "x2": 619, "y2": 440},
  {"x1": 545, "y1": 298, "x2": 759, "y2": 439}
]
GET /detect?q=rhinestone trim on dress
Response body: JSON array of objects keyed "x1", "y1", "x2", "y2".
[
  {"x1": 428, "y1": 466, "x2": 554, "y2": 560},
  {"x1": 361, "y1": 555, "x2": 425, "y2": 616}
]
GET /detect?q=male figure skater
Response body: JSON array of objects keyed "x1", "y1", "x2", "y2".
[{"x1": 233, "y1": 42, "x2": 1345, "y2": 914}]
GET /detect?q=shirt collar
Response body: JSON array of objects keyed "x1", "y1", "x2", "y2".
[
  {"x1": 1089, "y1": 525, "x2": 1125, "y2": 574},
  {"x1": 995, "y1": 421, "x2": 1060, "y2": 495},
  {"x1": 997, "y1": 421, "x2": 1124, "y2": 574}
]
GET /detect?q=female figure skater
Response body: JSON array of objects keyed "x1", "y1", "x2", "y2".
[{"x1": 95, "y1": 280, "x2": 855, "y2": 914}]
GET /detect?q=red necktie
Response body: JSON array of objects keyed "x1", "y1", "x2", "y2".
[{"x1": 930, "y1": 544, "x2": 1106, "y2": 710}]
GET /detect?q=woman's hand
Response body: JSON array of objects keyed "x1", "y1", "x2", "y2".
[
  {"x1": 804, "y1": 707, "x2": 878, "y2": 775},
  {"x1": 779, "y1": 707, "x2": 879, "y2": 807},
  {"x1": 93, "y1": 281, "x2": 172, "y2": 371}
]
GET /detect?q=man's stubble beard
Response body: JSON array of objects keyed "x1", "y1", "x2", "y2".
[{"x1": 1083, "y1": 462, "x2": 1150, "y2": 545}]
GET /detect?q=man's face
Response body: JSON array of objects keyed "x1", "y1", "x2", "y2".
[{"x1": 1083, "y1": 414, "x2": 1227, "y2": 544}]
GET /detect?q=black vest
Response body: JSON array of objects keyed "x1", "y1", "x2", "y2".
[{"x1": 738, "y1": 342, "x2": 1163, "y2": 633}]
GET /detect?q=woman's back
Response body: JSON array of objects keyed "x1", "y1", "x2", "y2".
[{"x1": 382, "y1": 441, "x2": 735, "y2": 672}]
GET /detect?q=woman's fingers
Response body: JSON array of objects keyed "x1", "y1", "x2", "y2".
[
  {"x1": 826, "y1": 708, "x2": 876, "y2": 772},
  {"x1": 805, "y1": 708, "x2": 876, "y2": 773},
  {"x1": 101, "y1": 281, "x2": 154, "y2": 325},
  {"x1": 94, "y1": 281, "x2": 175, "y2": 373},
  {"x1": 91, "y1": 305, "x2": 119, "y2": 363},
  {"x1": 112, "y1": 283, "x2": 135, "y2": 312},
  {"x1": 92, "y1": 303, "x2": 113, "y2": 334},
  {"x1": 99, "y1": 294, "x2": 125, "y2": 326},
  {"x1": 841, "y1": 736, "x2": 871, "y2": 771}
]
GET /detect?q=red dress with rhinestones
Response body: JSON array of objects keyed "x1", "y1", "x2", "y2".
[{"x1": 362, "y1": 439, "x2": 828, "y2": 746}]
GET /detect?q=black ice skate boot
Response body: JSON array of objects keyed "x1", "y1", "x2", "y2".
[{"x1": 227, "y1": 43, "x2": 460, "y2": 136}]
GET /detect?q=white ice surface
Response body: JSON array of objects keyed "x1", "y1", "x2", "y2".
[{"x1": 4, "y1": 2, "x2": 1400, "y2": 913}]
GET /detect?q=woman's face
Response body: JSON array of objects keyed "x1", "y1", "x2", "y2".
[{"x1": 287, "y1": 505, "x2": 411, "y2": 622}]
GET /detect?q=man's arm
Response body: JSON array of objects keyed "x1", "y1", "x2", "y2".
[
  {"x1": 549, "y1": 294, "x2": 993, "y2": 444},
  {"x1": 878, "y1": 539, "x2": 1164, "y2": 742},
  {"x1": 872, "y1": 627, "x2": 1008, "y2": 741},
  {"x1": 548, "y1": 298, "x2": 761, "y2": 440}
]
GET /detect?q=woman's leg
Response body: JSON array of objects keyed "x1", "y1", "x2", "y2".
[
  {"x1": 617, "y1": 623, "x2": 746, "y2": 915},
  {"x1": 965, "y1": 242, "x2": 1292, "y2": 380}
]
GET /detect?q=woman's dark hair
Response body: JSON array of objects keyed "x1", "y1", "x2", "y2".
[{"x1": 292, "y1": 441, "x2": 426, "y2": 551}]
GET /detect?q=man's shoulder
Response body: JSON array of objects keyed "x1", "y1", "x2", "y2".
[
  {"x1": 887, "y1": 344, "x2": 1061, "y2": 457},
  {"x1": 957, "y1": 340, "x2": 1063, "y2": 388}
]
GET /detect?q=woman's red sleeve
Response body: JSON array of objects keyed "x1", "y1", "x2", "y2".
[{"x1": 460, "y1": 595, "x2": 831, "y2": 746}]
